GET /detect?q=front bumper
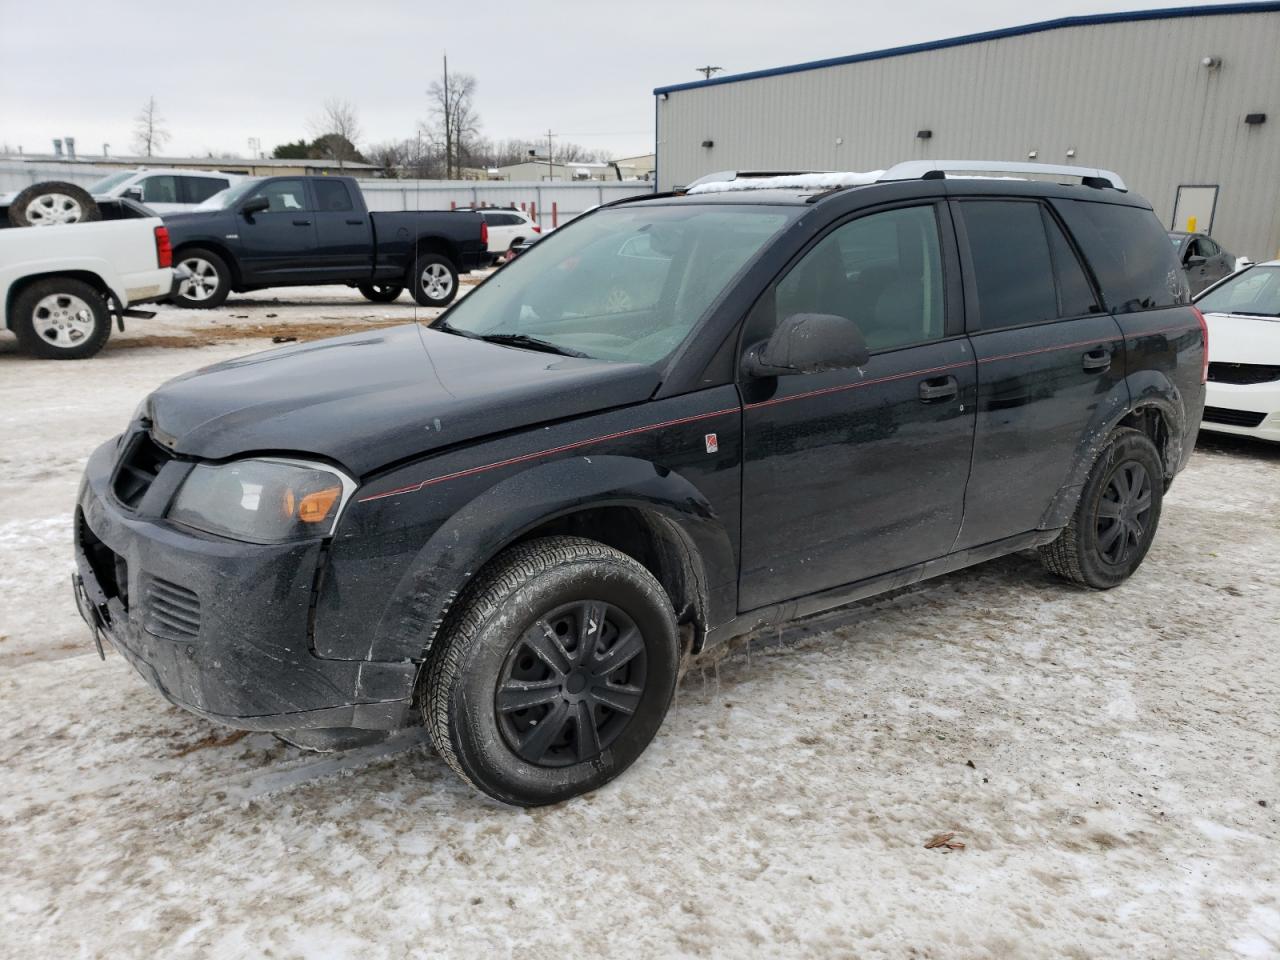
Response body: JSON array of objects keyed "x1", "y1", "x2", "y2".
[
  {"x1": 1201, "y1": 380, "x2": 1280, "y2": 443},
  {"x1": 72, "y1": 436, "x2": 416, "y2": 731}
]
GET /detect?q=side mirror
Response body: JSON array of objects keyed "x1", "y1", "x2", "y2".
[
  {"x1": 122, "y1": 187, "x2": 143, "y2": 202},
  {"x1": 241, "y1": 196, "x2": 271, "y2": 217},
  {"x1": 1185, "y1": 254, "x2": 1207, "y2": 267},
  {"x1": 742, "y1": 313, "x2": 870, "y2": 378}
]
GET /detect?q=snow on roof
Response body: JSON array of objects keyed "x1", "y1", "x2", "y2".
[{"x1": 687, "y1": 170, "x2": 884, "y2": 195}]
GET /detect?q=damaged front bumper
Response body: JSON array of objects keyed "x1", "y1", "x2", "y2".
[{"x1": 72, "y1": 436, "x2": 417, "y2": 734}]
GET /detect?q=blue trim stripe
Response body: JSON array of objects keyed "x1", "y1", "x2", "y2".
[{"x1": 652, "y1": 2, "x2": 1280, "y2": 95}]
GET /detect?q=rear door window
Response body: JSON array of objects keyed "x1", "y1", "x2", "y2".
[
  {"x1": 1043, "y1": 209, "x2": 1102, "y2": 317},
  {"x1": 1055, "y1": 200, "x2": 1189, "y2": 312},
  {"x1": 959, "y1": 200, "x2": 1058, "y2": 330},
  {"x1": 313, "y1": 180, "x2": 353, "y2": 212},
  {"x1": 180, "y1": 177, "x2": 229, "y2": 204},
  {"x1": 139, "y1": 175, "x2": 179, "y2": 204}
]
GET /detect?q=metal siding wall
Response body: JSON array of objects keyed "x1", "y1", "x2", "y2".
[{"x1": 658, "y1": 11, "x2": 1280, "y2": 258}]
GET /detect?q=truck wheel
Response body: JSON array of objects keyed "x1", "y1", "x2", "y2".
[
  {"x1": 424, "y1": 536, "x2": 679, "y2": 807},
  {"x1": 12, "y1": 278, "x2": 111, "y2": 359},
  {"x1": 7, "y1": 181, "x2": 101, "y2": 227},
  {"x1": 356, "y1": 282, "x2": 404, "y2": 303},
  {"x1": 1040, "y1": 428, "x2": 1164, "y2": 589},
  {"x1": 409, "y1": 253, "x2": 458, "y2": 307},
  {"x1": 172, "y1": 248, "x2": 230, "y2": 309}
]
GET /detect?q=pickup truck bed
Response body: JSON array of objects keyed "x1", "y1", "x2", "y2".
[
  {"x1": 1, "y1": 199, "x2": 176, "y2": 359},
  {"x1": 162, "y1": 176, "x2": 487, "y2": 309}
]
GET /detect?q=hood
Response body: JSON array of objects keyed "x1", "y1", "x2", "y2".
[
  {"x1": 148, "y1": 325, "x2": 661, "y2": 476},
  {"x1": 1204, "y1": 311, "x2": 1280, "y2": 365}
]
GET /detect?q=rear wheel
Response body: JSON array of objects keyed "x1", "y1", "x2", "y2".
[
  {"x1": 356, "y1": 282, "x2": 403, "y2": 303},
  {"x1": 172, "y1": 248, "x2": 230, "y2": 309},
  {"x1": 424, "y1": 536, "x2": 679, "y2": 806},
  {"x1": 12, "y1": 278, "x2": 111, "y2": 359},
  {"x1": 408, "y1": 253, "x2": 458, "y2": 308},
  {"x1": 1040, "y1": 428, "x2": 1164, "y2": 589},
  {"x1": 7, "y1": 181, "x2": 100, "y2": 227}
]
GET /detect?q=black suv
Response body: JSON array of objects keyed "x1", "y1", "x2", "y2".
[{"x1": 73, "y1": 161, "x2": 1206, "y2": 806}]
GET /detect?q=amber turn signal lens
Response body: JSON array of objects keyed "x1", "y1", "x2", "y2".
[{"x1": 297, "y1": 486, "x2": 342, "y2": 524}]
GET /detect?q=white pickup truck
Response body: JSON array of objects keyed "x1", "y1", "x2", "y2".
[{"x1": 0, "y1": 198, "x2": 180, "y2": 359}]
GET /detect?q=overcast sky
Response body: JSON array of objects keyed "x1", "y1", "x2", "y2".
[{"x1": 0, "y1": 0, "x2": 1245, "y2": 162}]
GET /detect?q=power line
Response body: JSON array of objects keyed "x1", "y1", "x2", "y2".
[{"x1": 695, "y1": 65, "x2": 724, "y2": 80}]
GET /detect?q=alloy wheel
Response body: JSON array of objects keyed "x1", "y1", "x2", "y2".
[
  {"x1": 179, "y1": 258, "x2": 220, "y2": 301},
  {"x1": 1095, "y1": 460, "x2": 1153, "y2": 565},
  {"x1": 32, "y1": 293, "x2": 96, "y2": 348},
  {"x1": 495, "y1": 600, "x2": 648, "y2": 767},
  {"x1": 25, "y1": 193, "x2": 84, "y2": 225},
  {"x1": 419, "y1": 263, "x2": 454, "y2": 301}
]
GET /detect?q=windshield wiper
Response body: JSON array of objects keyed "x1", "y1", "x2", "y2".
[{"x1": 475, "y1": 333, "x2": 591, "y2": 358}]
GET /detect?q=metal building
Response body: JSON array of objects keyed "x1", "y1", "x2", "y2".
[{"x1": 654, "y1": 3, "x2": 1280, "y2": 260}]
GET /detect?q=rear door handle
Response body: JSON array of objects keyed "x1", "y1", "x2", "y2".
[
  {"x1": 345, "y1": 218, "x2": 365, "y2": 225},
  {"x1": 918, "y1": 375, "x2": 959, "y2": 402},
  {"x1": 1082, "y1": 348, "x2": 1111, "y2": 372},
  {"x1": 292, "y1": 218, "x2": 312, "y2": 226}
]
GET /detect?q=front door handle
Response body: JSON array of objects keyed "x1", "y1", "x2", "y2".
[
  {"x1": 345, "y1": 218, "x2": 365, "y2": 225},
  {"x1": 292, "y1": 218, "x2": 312, "y2": 226},
  {"x1": 918, "y1": 375, "x2": 959, "y2": 402},
  {"x1": 1082, "y1": 348, "x2": 1111, "y2": 372}
]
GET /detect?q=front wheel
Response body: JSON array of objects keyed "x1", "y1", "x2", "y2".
[
  {"x1": 356, "y1": 282, "x2": 404, "y2": 303},
  {"x1": 408, "y1": 253, "x2": 458, "y2": 308},
  {"x1": 424, "y1": 536, "x2": 679, "y2": 806},
  {"x1": 1040, "y1": 428, "x2": 1165, "y2": 589},
  {"x1": 172, "y1": 248, "x2": 231, "y2": 309},
  {"x1": 12, "y1": 278, "x2": 111, "y2": 359}
]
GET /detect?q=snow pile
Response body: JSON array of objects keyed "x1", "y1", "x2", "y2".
[{"x1": 687, "y1": 170, "x2": 884, "y2": 194}]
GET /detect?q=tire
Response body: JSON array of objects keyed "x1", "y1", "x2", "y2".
[
  {"x1": 356, "y1": 282, "x2": 404, "y2": 303},
  {"x1": 12, "y1": 277, "x2": 111, "y2": 359},
  {"x1": 424, "y1": 536, "x2": 679, "y2": 807},
  {"x1": 408, "y1": 253, "x2": 459, "y2": 307},
  {"x1": 171, "y1": 247, "x2": 231, "y2": 309},
  {"x1": 1040, "y1": 428, "x2": 1165, "y2": 589},
  {"x1": 7, "y1": 181, "x2": 101, "y2": 227}
]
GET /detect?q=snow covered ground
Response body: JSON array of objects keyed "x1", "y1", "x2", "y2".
[{"x1": 1, "y1": 286, "x2": 1278, "y2": 959}]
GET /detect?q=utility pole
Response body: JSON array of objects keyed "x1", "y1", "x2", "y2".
[
  {"x1": 695, "y1": 65, "x2": 723, "y2": 80},
  {"x1": 546, "y1": 128, "x2": 555, "y2": 181},
  {"x1": 442, "y1": 53, "x2": 452, "y2": 179}
]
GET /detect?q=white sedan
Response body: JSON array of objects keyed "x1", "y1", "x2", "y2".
[{"x1": 1195, "y1": 259, "x2": 1280, "y2": 442}]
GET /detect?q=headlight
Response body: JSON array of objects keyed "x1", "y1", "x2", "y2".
[{"x1": 167, "y1": 458, "x2": 356, "y2": 543}]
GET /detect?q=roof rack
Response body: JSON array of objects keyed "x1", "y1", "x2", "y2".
[
  {"x1": 878, "y1": 160, "x2": 1127, "y2": 191},
  {"x1": 682, "y1": 169, "x2": 831, "y2": 190}
]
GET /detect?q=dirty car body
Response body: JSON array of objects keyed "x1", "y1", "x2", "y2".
[{"x1": 74, "y1": 164, "x2": 1206, "y2": 803}]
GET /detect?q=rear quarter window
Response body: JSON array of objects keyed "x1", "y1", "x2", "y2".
[{"x1": 1055, "y1": 200, "x2": 1189, "y2": 312}]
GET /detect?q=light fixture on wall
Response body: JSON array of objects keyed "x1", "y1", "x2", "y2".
[
  {"x1": 1027, "y1": 149, "x2": 1038, "y2": 159},
  {"x1": 916, "y1": 129, "x2": 932, "y2": 140},
  {"x1": 1201, "y1": 55, "x2": 1222, "y2": 69},
  {"x1": 658, "y1": 92, "x2": 669, "y2": 101},
  {"x1": 1245, "y1": 113, "x2": 1266, "y2": 125},
  {"x1": 701, "y1": 139, "x2": 714, "y2": 148},
  {"x1": 1066, "y1": 148, "x2": 1076, "y2": 158}
]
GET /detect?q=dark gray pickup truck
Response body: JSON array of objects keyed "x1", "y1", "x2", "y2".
[{"x1": 161, "y1": 175, "x2": 487, "y2": 308}]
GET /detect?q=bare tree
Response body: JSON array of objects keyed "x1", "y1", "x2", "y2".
[
  {"x1": 426, "y1": 58, "x2": 481, "y2": 179},
  {"x1": 308, "y1": 98, "x2": 363, "y2": 169},
  {"x1": 133, "y1": 97, "x2": 170, "y2": 158}
]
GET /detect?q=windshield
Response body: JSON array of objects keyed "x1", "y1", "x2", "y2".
[
  {"x1": 196, "y1": 178, "x2": 263, "y2": 210},
  {"x1": 87, "y1": 171, "x2": 136, "y2": 194},
  {"x1": 436, "y1": 204, "x2": 794, "y2": 365},
  {"x1": 1197, "y1": 265, "x2": 1280, "y2": 317}
]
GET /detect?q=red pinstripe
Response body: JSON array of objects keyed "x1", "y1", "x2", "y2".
[{"x1": 359, "y1": 323, "x2": 1197, "y2": 503}]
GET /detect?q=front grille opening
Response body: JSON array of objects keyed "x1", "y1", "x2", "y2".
[
  {"x1": 78, "y1": 512, "x2": 128, "y2": 611},
  {"x1": 143, "y1": 576, "x2": 202, "y2": 641},
  {"x1": 112, "y1": 431, "x2": 173, "y2": 510},
  {"x1": 1207, "y1": 362, "x2": 1280, "y2": 386},
  {"x1": 1202, "y1": 406, "x2": 1267, "y2": 428}
]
